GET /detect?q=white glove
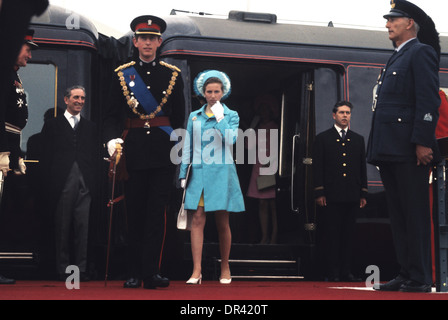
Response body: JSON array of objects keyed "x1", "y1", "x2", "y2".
[
  {"x1": 211, "y1": 101, "x2": 225, "y2": 123},
  {"x1": 14, "y1": 157, "x2": 26, "y2": 175},
  {"x1": 107, "y1": 138, "x2": 124, "y2": 157},
  {"x1": 180, "y1": 179, "x2": 186, "y2": 189},
  {"x1": 0, "y1": 152, "x2": 10, "y2": 176}
]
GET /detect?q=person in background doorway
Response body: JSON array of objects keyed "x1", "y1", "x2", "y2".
[{"x1": 246, "y1": 95, "x2": 279, "y2": 244}]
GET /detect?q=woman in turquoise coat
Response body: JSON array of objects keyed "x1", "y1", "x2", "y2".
[{"x1": 179, "y1": 70, "x2": 245, "y2": 285}]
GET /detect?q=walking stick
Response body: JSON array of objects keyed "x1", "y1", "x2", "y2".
[{"x1": 104, "y1": 143, "x2": 122, "y2": 287}]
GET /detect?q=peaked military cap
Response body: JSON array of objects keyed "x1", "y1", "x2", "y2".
[
  {"x1": 383, "y1": 0, "x2": 428, "y2": 25},
  {"x1": 130, "y1": 15, "x2": 167, "y2": 36},
  {"x1": 25, "y1": 29, "x2": 38, "y2": 49},
  {"x1": 384, "y1": 0, "x2": 440, "y2": 60}
]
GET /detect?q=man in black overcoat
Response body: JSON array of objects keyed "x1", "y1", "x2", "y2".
[
  {"x1": 313, "y1": 101, "x2": 368, "y2": 282},
  {"x1": 40, "y1": 86, "x2": 98, "y2": 281},
  {"x1": 103, "y1": 15, "x2": 185, "y2": 289},
  {"x1": 367, "y1": 0, "x2": 441, "y2": 293}
]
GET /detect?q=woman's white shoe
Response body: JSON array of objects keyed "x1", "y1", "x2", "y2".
[
  {"x1": 219, "y1": 277, "x2": 232, "y2": 284},
  {"x1": 186, "y1": 275, "x2": 202, "y2": 285}
]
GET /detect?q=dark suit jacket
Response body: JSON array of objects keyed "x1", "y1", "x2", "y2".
[
  {"x1": 367, "y1": 39, "x2": 441, "y2": 165},
  {"x1": 313, "y1": 127, "x2": 368, "y2": 203},
  {"x1": 40, "y1": 114, "x2": 98, "y2": 208}
]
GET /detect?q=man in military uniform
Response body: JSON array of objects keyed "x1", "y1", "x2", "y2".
[
  {"x1": 0, "y1": 29, "x2": 38, "y2": 285},
  {"x1": 313, "y1": 101, "x2": 367, "y2": 282},
  {"x1": 4, "y1": 29, "x2": 36, "y2": 176},
  {"x1": 103, "y1": 15, "x2": 185, "y2": 289},
  {"x1": 367, "y1": 0, "x2": 441, "y2": 292}
]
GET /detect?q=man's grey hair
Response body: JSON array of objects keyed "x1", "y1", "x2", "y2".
[{"x1": 64, "y1": 85, "x2": 86, "y2": 98}]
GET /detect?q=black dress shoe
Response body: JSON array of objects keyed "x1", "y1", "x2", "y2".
[
  {"x1": 374, "y1": 275, "x2": 408, "y2": 291},
  {"x1": 399, "y1": 280, "x2": 432, "y2": 293},
  {"x1": 0, "y1": 274, "x2": 15, "y2": 285},
  {"x1": 143, "y1": 274, "x2": 170, "y2": 289},
  {"x1": 123, "y1": 277, "x2": 142, "y2": 288}
]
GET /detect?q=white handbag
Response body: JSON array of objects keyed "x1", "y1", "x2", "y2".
[{"x1": 177, "y1": 164, "x2": 192, "y2": 230}]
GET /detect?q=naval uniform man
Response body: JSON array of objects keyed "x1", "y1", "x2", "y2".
[{"x1": 103, "y1": 15, "x2": 185, "y2": 289}]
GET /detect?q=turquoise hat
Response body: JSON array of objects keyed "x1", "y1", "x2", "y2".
[{"x1": 193, "y1": 70, "x2": 232, "y2": 100}]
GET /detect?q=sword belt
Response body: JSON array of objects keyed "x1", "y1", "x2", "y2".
[{"x1": 124, "y1": 117, "x2": 171, "y2": 129}]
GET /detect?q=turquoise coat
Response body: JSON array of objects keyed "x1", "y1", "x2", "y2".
[{"x1": 179, "y1": 104, "x2": 245, "y2": 213}]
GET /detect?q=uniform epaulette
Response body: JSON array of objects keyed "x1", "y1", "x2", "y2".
[
  {"x1": 114, "y1": 61, "x2": 136, "y2": 73},
  {"x1": 160, "y1": 61, "x2": 181, "y2": 73}
]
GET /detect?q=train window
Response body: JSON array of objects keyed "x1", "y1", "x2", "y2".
[{"x1": 18, "y1": 62, "x2": 57, "y2": 156}]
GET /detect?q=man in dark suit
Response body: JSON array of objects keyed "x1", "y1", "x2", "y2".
[
  {"x1": 313, "y1": 101, "x2": 368, "y2": 282},
  {"x1": 41, "y1": 86, "x2": 98, "y2": 281},
  {"x1": 367, "y1": 0, "x2": 441, "y2": 293},
  {"x1": 103, "y1": 15, "x2": 185, "y2": 289}
]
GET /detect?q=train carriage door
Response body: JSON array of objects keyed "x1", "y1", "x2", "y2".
[
  {"x1": 278, "y1": 67, "x2": 341, "y2": 244},
  {"x1": 278, "y1": 70, "x2": 314, "y2": 243}
]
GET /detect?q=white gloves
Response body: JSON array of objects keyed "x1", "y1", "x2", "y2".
[
  {"x1": 211, "y1": 102, "x2": 225, "y2": 123},
  {"x1": 107, "y1": 138, "x2": 124, "y2": 157},
  {"x1": 14, "y1": 157, "x2": 26, "y2": 175},
  {"x1": 0, "y1": 152, "x2": 10, "y2": 176},
  {"x1": 180, "y1": 179, "x2": 186, "y2": 189}
]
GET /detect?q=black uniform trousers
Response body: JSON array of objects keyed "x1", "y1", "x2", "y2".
[
  {"x1": 54, "y1": 162, "x2": 91, "y2": 275},
  {"x1": 319, "y1": 202, "x2": 358, "y2": 279},
  {"x1": 379, "y1": 162, "x2": 432, "y2": 285},
  {"x1": 124, "y1": 166, "x2": 174, "y2": 279}
]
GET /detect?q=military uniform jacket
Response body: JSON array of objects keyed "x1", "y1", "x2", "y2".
[
  {"x1": 313, "y1": 127, "x2": 368, "y2": 203},
  {"x1": 103, "y1": 58, "x2": 185, "y2": 170},
  {"x1": 367, "y1": 39, "x2": 441, "y2": 165},
  {"x1": 5, "y1": 70, "x2": 28, "y2": 169}
]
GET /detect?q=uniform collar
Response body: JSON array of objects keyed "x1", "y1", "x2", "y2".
[
  {"x1": 334, "y1": 124, "x2": 348, "y2": 134},
  {"x1": 138, "y1": 57, "x2": 158, "y2": 68},
  {"x1": 396, "y1": 37, "x2": 417, "y2": 52}
]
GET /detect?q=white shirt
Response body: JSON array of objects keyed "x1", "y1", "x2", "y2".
[
  {"x1": 334, "y1": 124, "x2": 348, "y2": 138},
  {"x1": 64, "y1": 110, "x2": 80, "y2": 129}
]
